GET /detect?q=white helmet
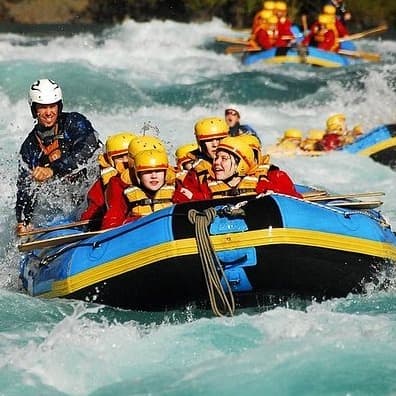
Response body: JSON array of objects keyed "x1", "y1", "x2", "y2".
[
  {"x1": 225, "y1": 104, "x2": 241, "y2": 117},
  {"x1": 29, "y1": 79, "x2": 63, "y2": 118}
]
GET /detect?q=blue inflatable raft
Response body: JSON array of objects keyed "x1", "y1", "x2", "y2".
[
  {"x1": 342, "y1": 124, "x2": 396, "y2": 169},
  {"x1": 19, "y1": 193, "x2": 396, "y2": 312}
]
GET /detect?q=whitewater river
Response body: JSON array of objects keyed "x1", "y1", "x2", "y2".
[{"x1": 0, "y1": 19, "x2": 395, "y2": 395}]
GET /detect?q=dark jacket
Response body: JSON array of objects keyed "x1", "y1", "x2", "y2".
[
  {"x1": 229, "y1": 123, "x2": 261, "y2": 142},
  {"x1": 16, "y1": 111, "x2": 100, "y2": 224}
]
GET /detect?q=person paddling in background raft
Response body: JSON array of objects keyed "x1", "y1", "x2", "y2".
[
  {"x1": 322, "y1": 4, "x2": 349, "y2": 38},
  {"x1": 100, "y1": 135, "x2": 171, "y2": 229},
  {"x1": 173, "y1": 117, "x2": 229, "y2": 203},
  {"x1": 16, "y1": 78, "x2": 101, "y2": 236},
  {"x1": 79, "y1": 132, "x2": 135, "y2": 228},
  {"x1": 267, "y1": 128, "x2": 304, "y2": 156},
  {"x1": 300, "y1": 129, "x2": 325, "y2": 153},
  {"x1": 273, "y1": 1, "x2": 295, "y2": 45},
  {"x1": 315, "y1": 113, "x2": 363, "y2": 151},
  {"x1": 302, "y1": 14, "x2": 339, "y2": 52},
  {"x1": 250, "y1": 15, "x2": 289, "y2": 51},
  {"x1": 224, "y1": 105, "x2": 259, "y2": 140},
  {"x1": 251, "y1": 2, "x2": 274, "y2": 33},
  {"x1": 324, "y1": 0, "x2": 351, "y2": 26}
]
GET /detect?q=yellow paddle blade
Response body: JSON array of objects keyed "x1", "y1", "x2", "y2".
[{"x1": 338, "y1": 49, "x2": 381, "y2": 62}]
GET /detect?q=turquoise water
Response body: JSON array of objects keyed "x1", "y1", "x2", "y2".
[{"x1": 0, "y1": 19, "x2": 396, "y2": 395}]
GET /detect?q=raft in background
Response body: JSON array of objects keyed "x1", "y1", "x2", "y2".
[
  {"x1": 342, "y1": 124, "x2": 396, "y2": 170},
  {"x1": 19, "y1": 192, "x2": 396, "y2": 313},
  {"x1": 266, "y1": 124, "x2": 396, "y2": 171}
]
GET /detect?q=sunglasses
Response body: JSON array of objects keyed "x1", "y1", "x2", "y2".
[{"x1": 225, "y1": 110, "x2": 238, "y2": 116}]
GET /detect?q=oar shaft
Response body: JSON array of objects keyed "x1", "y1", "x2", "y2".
[
  {"x1": 18, "y1": 230, "x2": 107, "y2": 252},
  {"x1": 18, "y1": 219, "x2": 92, "y2": 237},
  {"x1": 306, "y1": 191, "x2": 384, "y2": 202},
  {"x1": 338, "y1": 24, "x2": 388, "y2": 42}
]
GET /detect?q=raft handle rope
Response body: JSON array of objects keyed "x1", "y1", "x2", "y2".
[{"x1": 188, "y1": 207, "x2": 235, "y2": 317}]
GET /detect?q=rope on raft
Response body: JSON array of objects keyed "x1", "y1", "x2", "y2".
[{"x1": 188, "y1": 207, "x2": 235, "y2": 317}]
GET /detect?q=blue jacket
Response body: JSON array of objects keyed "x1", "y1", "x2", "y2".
[
  {"x1": 229, "y1": 123, "x2": 261, "y2": 143},
  {"x1": 16, "y1": 112, "x2": 100, "y2": 224}
]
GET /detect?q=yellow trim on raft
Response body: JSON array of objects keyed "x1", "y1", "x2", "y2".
[
  {"x1": 358, "y1": 137, "x2": 396, "y2": 157},
  {"x1": 42, "y1": 227, "x2": 396, "y2": 298},
  {"x1": 264, "y1": 55, "x2": 342, "y2": 68}
]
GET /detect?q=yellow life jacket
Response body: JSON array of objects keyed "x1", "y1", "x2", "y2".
[
  {"x1": 252, "y1": 164, "x2": 271, "y2": 179},
  {"x1": 175, "y1": 170, "x2": 188, "y2": 183},
  {"x1": 120, "y1": 168, "x2": 134, "y2": 186},
  {"x1": 124, "y1": 185, "x2": 175, "y2": 216},
  {"x1": 193, "y1": 158, "x2": 214, "y2": 183},
  {"x1": 208, "y1": 176, "x2": 258, "y2": 199},
  {"x1": 100, "y1": 166, "x2": 118, "y2": 185}
]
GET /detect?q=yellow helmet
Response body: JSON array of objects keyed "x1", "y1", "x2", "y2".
[
  {"x1": 323, "y1": 4, "x2": 336, "y2": 15},
  {"x1": 235, "y1": 134, "x2": 262, "y2": 164},
  {"x1": 216, "y1": 136, "x2": 255, "y2": 177},
  {"x1": 318, "y1": 13, "x2": 333, "y2": 25},
  {"x1": 175, "y1": 142, "x2": 198, "y2": 170},
  {"x1": 133, "y1": 149, "x2": 169, "y2": 176},
  {"x1": 258, "y1": 9, "x2": 273, "y2": 20},
  {"x1": 105, "y1": 132, "x2": 136, "y2": 167},
  {"x1": 194, "y1": 117, "x2": 229, "y2": 143},
  {"x1": 268, "y1": 15, "x2": 279, "y2": 25},
  {"x1": 263, "y1": 1, "x2": 275, "y2": 10},
  {"x1": 326, "y1": 113, "x2": 346, "y2": 133},
  {"x1": 307, "y1": 129, "x2": 325, "y2": 140},
  {"x1": 128, "y1": 135, "x2": 166, "y2": 160},
  {"x1": 274, "y1": 1, "x2": 287, "y2": 11},
  {"x1": 283, "y1": 128, "x2": 303, "y2": 139}
]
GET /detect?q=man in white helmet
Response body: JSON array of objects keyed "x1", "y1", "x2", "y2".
[
  {"x1": 224, "y1": 105, "x2": 260, "y2": 142},
  {"x1": 15, "y1": 78, "x2": 101, "y2": 235}
]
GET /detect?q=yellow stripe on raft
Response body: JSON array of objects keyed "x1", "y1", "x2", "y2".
[
  {"x1": 44, "y1": 228, "x2": 396, "y2": 298},
  {"x1": 358, "y1": 137, "x2": 396, "y2": 157},
  {"x1": 264, "y1": 55, "x2": 342, "y2": 68}
]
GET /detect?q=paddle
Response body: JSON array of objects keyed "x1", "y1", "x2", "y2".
[
  {"x1": 306, "y1": 191, "x2": 385, "y2": 202},
  {"x1": 301, "y1": 190, "x2": 328, "y2": 199},
  {"x1": 18, "y1": 230, "x2": 107, "y2": 252},
  {"x1": 338, "y1": 49, "x2": 381, "y2": 62},
  {"x1": 216, "y1": 35, "x2": 249, "y2": 45},
  {"x1": 326, "y1": 201, "x2": 383, "y2": 209},
  {"x1": 338, "y1": 24, "x2": 388, "y2": 42},
  {"x1": 225, "y1": 45, "x2": 261, "y2": 55},
  {"x1": 17, "y1": 219, "x2": 93, "y2": 237}
]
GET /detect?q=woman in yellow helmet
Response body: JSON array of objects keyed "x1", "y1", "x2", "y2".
[
  {"x1": 101, "y1": 149, "x2": 175, "y2": 229},
  {"x1": 80, "y1": 132, "x2": 135, "y2": 226},
  {"x1": 174, "y1": 136, "x2": 302, "y2": 202},
  {"x1": 123, "y1": 149, "x2": 175, "y2": 221},
  {"x1": 173, "y1": 117, "x2": 229, "y2": 202},
  {"x1": 100, "y1": 135, "x2": 172, "y2": 229}
]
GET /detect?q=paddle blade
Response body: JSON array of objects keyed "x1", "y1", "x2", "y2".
[{"x1": 338, "y1": 49, "x2": 381, "y2": 62}]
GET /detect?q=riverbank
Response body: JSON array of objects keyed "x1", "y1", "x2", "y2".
[{"x1": 0, "y1": 0, "x2": 393, "y2": 30}]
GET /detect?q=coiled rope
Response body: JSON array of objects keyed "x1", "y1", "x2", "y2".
[{"x1": 188, "y1": 208, "x2": 235, "y2": 317}]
